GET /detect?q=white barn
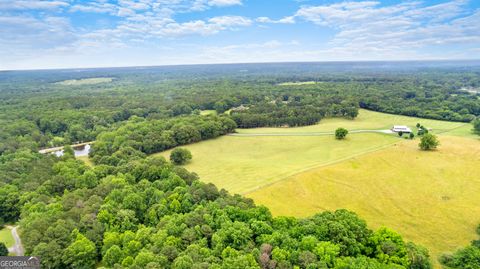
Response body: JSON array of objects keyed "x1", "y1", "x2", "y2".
[{"x1": 391, "y1": 125, "x2": 412, "y2": 133}]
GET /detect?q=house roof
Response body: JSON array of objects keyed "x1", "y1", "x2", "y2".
[{"x1": 392, "y1": 125, "x2": 412, "y2": 132}]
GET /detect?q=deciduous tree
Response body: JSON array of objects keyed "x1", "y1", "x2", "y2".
[
  {"x1": 419, "y1": 133, "x2": 439, "y2": 150},
  {"x1": 170, "y1": 148, "x2": 192, "y2": 165},
  {"x1": 335, "y1": 128, "x2": 349, "y2": 140}
]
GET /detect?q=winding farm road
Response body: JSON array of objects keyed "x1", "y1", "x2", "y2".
[{"x1": 7, "y1": 226, "x2": 24, "y2": 256}]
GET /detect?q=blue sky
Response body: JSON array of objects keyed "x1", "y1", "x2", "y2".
[{"x1": 0, "y1": 0, "x2": 479, "y2": 70}]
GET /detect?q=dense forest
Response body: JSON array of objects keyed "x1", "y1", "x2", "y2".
[
  {"x1": 90, "y1": 115, "x2": 237, "y2": 165},
  {"x1": 2, "y1": 149, "x2": 431, "y2": 268},
  {"x1": 0, "y1": 62, "x2": 479, "y2": 268},
  {"x1": 1, "y1": 61, "x2": 479, "y2": 154}
]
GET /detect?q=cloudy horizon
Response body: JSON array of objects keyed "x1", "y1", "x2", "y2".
[{"x1": 1, "y1": 0, "x2": 479, "y2": 70}]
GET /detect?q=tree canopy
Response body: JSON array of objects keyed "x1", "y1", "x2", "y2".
[
  {"x1": 419, "y1": 134, "x2": 440, "y2": 151},
  {"x1": 170, "y1": 148, "x2": 192, "y2": 165},
  {"x1": 0, "y1": 242, "x2": 8, "y2": 256},
  {"x1": 335, "y1": 128, "x2": 349, "y2": 140}
]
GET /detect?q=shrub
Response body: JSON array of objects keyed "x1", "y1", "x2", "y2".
[
  {"x1": 419, "y1": 133, "x2": 439, "y2": 151},
  {"x1": 335, "y1": 128, "x2": 348, "y2": 140},
  {"x1": 170, "y1": 148, "x2": 192, "y2": 165},
  {"x1": 0, "y1": 242, "x2": 8, "y2": 256}
]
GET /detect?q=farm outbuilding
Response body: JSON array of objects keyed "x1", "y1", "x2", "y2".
[{"x1": 391, "y1": 125, "x2": 412, "y2": 133}]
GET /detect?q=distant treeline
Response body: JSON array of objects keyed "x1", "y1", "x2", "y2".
[
  {"x1": 231, "y1": 98, "x2": 358, "y2": 128},
  {"x1": 90, "y1": 115, "x2": 236, "y2": 165},
  {"x1": 1, "y1": 65, "x2": 479, "y2": 155}
]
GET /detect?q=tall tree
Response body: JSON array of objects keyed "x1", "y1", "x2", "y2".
[{"x1": 419, "y1": 134, "x2": 439, "y2": 150}]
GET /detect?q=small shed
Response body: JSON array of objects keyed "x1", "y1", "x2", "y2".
[{"x1": 391, "y1": 125, "x2": 412, "y2": 133}]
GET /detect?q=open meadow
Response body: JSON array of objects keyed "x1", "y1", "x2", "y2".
[
  {"x1": 157, "y1": 133, "x2": 398, "y2": 194},
  {"x1": 247, "y1": 136, "x2": 480, "y2": 266},
  {"x1": 153, "y1": 109, "x2": 477, "y2": 266},
  {"x1": 55, "y1": 77, "x2": 114, "y2": 85},
  {"x1": 83, "y1": 109, "x2": 477, "y2": 266},
  {"x1": 237, "y1": 109, "x2": 467, "y2": 135},
  {"x1": 157, "y1": 109, "x2": 467, "y2": 194},
  {"x1": 0, "y1": 226, "x2": 14, "y2": 249}
]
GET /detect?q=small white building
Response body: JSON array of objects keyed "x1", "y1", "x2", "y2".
[{"x1": 391, "y1": 125, "x2": 412, "y2": 133}]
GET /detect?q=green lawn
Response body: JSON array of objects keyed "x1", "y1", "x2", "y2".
[
  {"x1": 0, "y1": 227, "x2": 14, "y2": 248},
  {"x1": 200, "y1": 110, "x2": 217, "y2": 116},
  {"x1": 248, "y1": 136, "x2": 480, "y2": 267},
  {"x1": 55, "y1": 77, "x2": 113, "y2": 86},
  {"x1": 156, "y1": 109, "x2": 471, "y2": 195},
  {"x1": 157, "y1": 133, "x2": 399, "y2": 194},
  {"x1": 77, "y1": 155, "x2": 94, "y2": 167},
  {"x1": 441, "y1": 124, "x2": 480, "y2": 139}
]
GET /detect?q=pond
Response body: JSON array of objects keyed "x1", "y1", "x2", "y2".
[{"x1": 53, "y1": 144, "x2": 91, "y2": 157}]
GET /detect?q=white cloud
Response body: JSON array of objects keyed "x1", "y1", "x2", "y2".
[
  {"x1": 1, "y1": 0, "x2": 479, "y2": 70},
  {"x1": 208, "y1": 0, "x2": 242, "y2": 7},
  {"x1": 0, "y1": 0, "x2": 69, "y2": 10},
  {"x1": 70, "y1": 2, "x2": 118, "y2": 14},
  {"x1": 294, "y1": 0, "x2": 479, "y2": 56},
  {"x1": 256, "y1": 16, "x2": 295, "y2": 24},
  {"x1": 69, "y1": 0, "x2": 242, "y2": 16},
  {"x1": 208, "y1": 15, "x2": 251, "y2": 27}
]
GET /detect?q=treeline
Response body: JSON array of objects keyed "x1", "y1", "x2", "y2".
[
  {"x1": 1, "y1": 66, "x2": 480, "y2": 156},
  {"x1": 440, "y1": 225, "x2": 480, "y2": 268},
  {"x1": 90, "y1": 115, "x2": 236, "y2": 165},
  {"x1": 358, "y1": 88, "x2": 479, "y2": 122},
  {"x1": 0, "y1": 148, "x2": 431, "y2": 269},
  {"x1": 231, "y1": 98, "x2": 358, "y2": 128}
]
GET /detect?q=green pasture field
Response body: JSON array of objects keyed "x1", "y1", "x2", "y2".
[
  {"x1": 248, "y1": 136, "x2": 480, "y2": 267},
  {"x1": 0, "y1": 226, "x2": 14, "y2": 248},
  {"x1": 55, "y1": 77, "x2": 114, "y2": 86}
]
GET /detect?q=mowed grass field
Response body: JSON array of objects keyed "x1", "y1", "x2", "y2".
[
  {"x1": 0, "y1": 226, "x2": 14, "y2": 248},
  {"x1": 200, "y1": 110, "x2": 217, "y2": 116},
  {"x1": 247, "y1": 136, "x2": 480, "y2": 266},
  {"x1": 237, "y1": 109, "x2": 466, "y2": 134},
  {"x1": 55, "y1": 77, "x2": 114, "y2": 85},
  {"x1": 157, "y1": 133, "x2": 398, "y2": 194},
  {"x1": 156, "y1": 109, "x2": 467, "y2": 195}
]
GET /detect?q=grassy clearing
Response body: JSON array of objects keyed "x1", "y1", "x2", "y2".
[
  {"x1": 0, "y1": 227, "x2": 14, "y2": 248},
  {"x1": 77, "y1": 156, "x2": 94, "y2": 167},
  {"x1": 441, "y1": 123, "x2": 479, "y2": 139},
  {"x1": 247, "y1": 136, "x2": 480, "y2": 266},
  {"x1": 278, "y1": 81, "x2": 317, "y2": 86},
  {"x1": 156, "y1": 110, "x2": 468, "y2": 195},
  {"x1": 55, "y1": 77, "x2": 113, "y2": 86},
  {"x1": 200, "y1": 110, "x2": 217, "y2": 116},
  {"x1": 156, "y1": 133, "x2": 398, "y2": 194},
  {"x1": 237, "y1": 109, "x2": 466, "y2": 135}
]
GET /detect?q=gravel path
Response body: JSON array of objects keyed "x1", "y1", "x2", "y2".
[{"x1": 6, "y1": 226, "x2": 24, "y2": 256}]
